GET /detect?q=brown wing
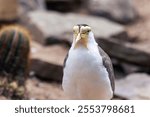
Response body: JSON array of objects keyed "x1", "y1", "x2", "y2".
[{"x1": 98, "y1": 46, "x2": 115, "y2": 92}]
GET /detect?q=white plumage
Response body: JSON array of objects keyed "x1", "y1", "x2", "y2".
[{"x1": 62, "y1": 24, "x2": 114, "y2": 100}]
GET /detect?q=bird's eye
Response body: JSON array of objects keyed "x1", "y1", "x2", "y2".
[
  {"x1": 86, "y1": 27, "x2": 91, "y2": 32},
  {"x1": 87, "y1": 30, "x2": 90, "y2": 33},
  {"x1": 81, "y1": 26, "x2": 91, "y2": 34},
  {"x1": 87, "y1": 27, "x2": 91, "y2": 33},
  {"x1": 81, "y1": 30, "x2": 90, "y2": 34}
]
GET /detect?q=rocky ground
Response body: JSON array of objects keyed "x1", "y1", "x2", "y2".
[
  {"x1": 0, "y1": 0, "x2": 150, "y2": 100},
  {"x1": 26, "y1": 78, "x2": 68, "y2": 100}
]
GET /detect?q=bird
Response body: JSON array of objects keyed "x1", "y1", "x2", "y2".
[{"x1": 62, "y1": 24, "x2": 115, "y2": 100}]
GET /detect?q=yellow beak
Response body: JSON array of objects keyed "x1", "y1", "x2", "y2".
[
  {"x1": 75, "y1": 33, "x2": 81, "y2": 44},
  {"x1": 74, "y1": 33, "x2": 88, "y2": 49}
]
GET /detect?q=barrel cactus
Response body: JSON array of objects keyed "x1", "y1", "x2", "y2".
[{"x1": 0, "y1": 25, "x2": 31, "y2": 99}]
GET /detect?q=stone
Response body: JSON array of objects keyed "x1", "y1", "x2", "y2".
[
  {"x1": 30, "y1": 41, "x2": 68, "y2": 82},
  {"x1": 19, "y1": 0, "x2": 46, "y2": 14},
  {"x1": 31, "y1": 41, "x2": 68, "y2": 66},
  {"x1": 97, "y1": 37, "x2": 150, "y2": 67},
  {"x1": 45, "y1": 0, "x2": 84, "y2": 12},
  {"x1": 26, "y1": 78, "x2": 68, "y2": 99},
  {"x1": 0, "y1": 0, "x2": 18, "y2": 21},
  {"x1": 21, "y1": 11, "x2": 150, "y2": 67},
  {"x1": 0, "y1": 96, "x2": 7, "y2": 100},
  {"x1": 88, "y1": 0, "x2": 138, "y2": 24},
  {"x1": 20, "y1": 10, "x2": 125, "y2": 44},
  {"x1": 120, "y1": 62, "x2": 149, "y2": 74},
  {"x1": 115, "y1": 73, "x2": 150, "y2": 99}
]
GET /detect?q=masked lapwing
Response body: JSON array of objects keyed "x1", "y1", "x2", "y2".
[{"x1": 62, "y1": 24, "x2": 115, "y2": 100}]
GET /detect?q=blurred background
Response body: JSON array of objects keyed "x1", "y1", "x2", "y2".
[{"x1": 0, "y1": 0, "x2": 150, "y2": 100}]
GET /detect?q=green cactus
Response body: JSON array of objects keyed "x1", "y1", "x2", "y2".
[{"x1": 0, "y1": 25, "x2": 31, "y2": 99}]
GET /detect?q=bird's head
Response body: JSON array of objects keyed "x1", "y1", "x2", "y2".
[{"x1": 73, "y1": 24, "x2": 92, "y2": 49}]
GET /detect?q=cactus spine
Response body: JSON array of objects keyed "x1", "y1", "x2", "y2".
[{"x1": 0, "y1": 25, "x2": 30, "y2": 99}]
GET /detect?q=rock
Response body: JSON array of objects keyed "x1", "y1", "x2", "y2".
[
  {"x1": 31, "y1": 59, "x2": 63, "y2": 82},
  {"x1": 97, "y1": 37, "x2": 150, "y2": 67},
  {"x1": 20, "y1": 10, "x2": 125, "y2": 44},
  {"x1": 19, "y1": 0, "x2": 46, "y2": 15},
  {"x1": 31, "y1": 41, "x2": 68, "y2": 66},
  {"x1": 115, "y1": 73, "x2": 150, "y2": 99},
  {"x1": 19, "y1": 0, "x2": 86, "y2": 14},
  {"x1": 0, "y1": 0, "x2": 18, "y2": 21},
  {"x1": 88, "y1": 0, "x2": 138, "y2": 24},
  {"x1": 121, "y1": 62, "x2": 149, "y2": 74},
  {"x1": 26, "y1": 78, "x2": 68, "y2": 99},
  {"x1": 0, "y1": 96, "x2": 7, "y2": 100},
  {"x1": 21, "y1": 11, "x2": 150, "y2": 67},
  {"x1": 45, "y1": 0, "x2": 84, "y2": 12},
  {"x1": 30, "y1": 41, "x2": 68, "y2": 82},
  {"x1": 126, "y1": 0, "x2": 150, "y2": 42}
]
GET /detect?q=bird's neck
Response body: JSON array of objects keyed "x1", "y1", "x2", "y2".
[
  {"x1": 88, "y1": 32, "x2": 97, "y2": 45},
  {"x1": 74, "y1": 38, "x2": 88, "y2": 49}
]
